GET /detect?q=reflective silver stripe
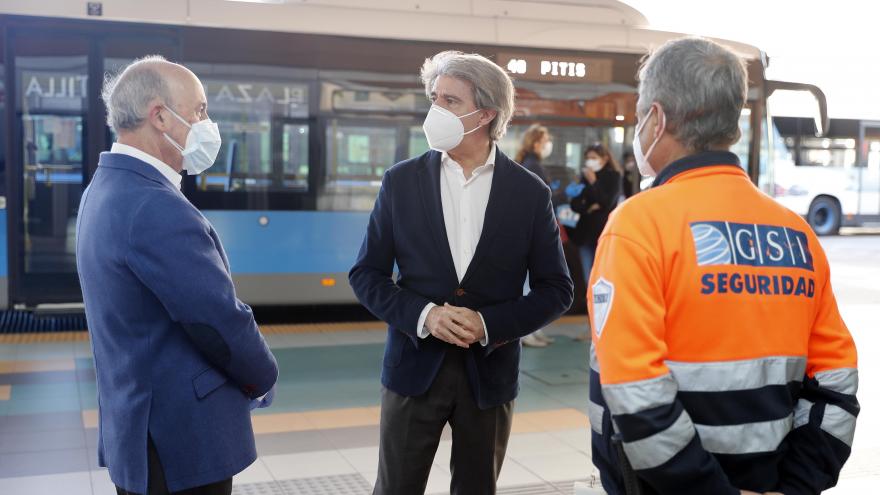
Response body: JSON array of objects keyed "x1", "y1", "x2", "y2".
[
  {"x1": 821, "y1": 404, "x2": 856, "y2": 447},
  {"x1": 794, "y1": 399, "x2": 814, "y2": 428},
  {"x1": 696, "y1": 415, "x2": 793, "y2": 455},
  {"x1": 588, "y1": 400, "x2": 604, "y2": 434},
  {"x1": 667, "y1": 356, "x2": 806, "y2": 392},
  {"x1": 622, "y1": 410, "x2": 695, "y2": 470},
  {"x1": 589, "y1": 342, "x2": 599, "y2": 372},
  {"x1": 815, "y1": 368, "x2": 858, "y2": 396},
  {"x1": 601, "y1": 373, "x2": 678, "y2": 415}
]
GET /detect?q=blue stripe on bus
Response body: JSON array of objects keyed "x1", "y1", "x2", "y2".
[{"x1": 202, "y1": 210, "x2": 370, "y2": 274}]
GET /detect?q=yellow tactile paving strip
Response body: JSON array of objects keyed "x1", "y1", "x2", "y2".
[
  {"x1": 0, "y1": 315, "x2": 589, "y2": 344},
  {"x1": 0, "y1": 359, "x2": 77, "y2": 374},
  {"x1": 0, "y1": 385, "x2": 11, "y2": 400},
  {"x1": 0, "y1": 331, "x2": 90, "y2": 344},
  {"x1": 81, "y1": 405, "x2": 590, "y2": 434}
]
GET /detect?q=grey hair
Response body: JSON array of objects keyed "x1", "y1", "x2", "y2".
[
  {"x1": 420, "y1": 51, "x2": 516, "y2": 141},
  {"x1": 101, "y1": 55, "x2": 174, "y2": 134},
  {"x1": 637, "y1": 37, "x2": 748, "y2": 152}
]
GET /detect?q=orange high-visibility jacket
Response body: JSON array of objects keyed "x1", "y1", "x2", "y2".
[{"x1": 587, "y1": 151, "x2": 858, "y2": 495}]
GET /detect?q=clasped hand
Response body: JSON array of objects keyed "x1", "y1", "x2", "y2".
[{"x1": 426, "y1": 303, "x2": 485, "y2": 348}]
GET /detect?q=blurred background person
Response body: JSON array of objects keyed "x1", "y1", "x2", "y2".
[
  {"x1": 514, "y1": 123, "x2": 552, "y2": 185},
  {"x1": 569, "y1": 143, "x2": 622, "y2": 338},
  {"x1": 515, "y1": 124, "x2": 556, "y2": 347},
  {"x1": 620, "y1": 149, "x2": 641, "y2": 199}
]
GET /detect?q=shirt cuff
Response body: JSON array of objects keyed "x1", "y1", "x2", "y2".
[
  {"x1": 417, "y1": 303, "x2": 436, "y2": 339},
  {"x1": 478, "y1": 311, "x2": 489, "y2": 347}
]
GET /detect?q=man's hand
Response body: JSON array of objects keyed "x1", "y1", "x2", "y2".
[
  {"x1": 739, "y1": 491, "x2": 760, "y2": 495},
  {"x1": 444, "y1": 304, "x2": 486, "y2": 344},
  {"x1": 426, "y1": 305, "x2": 474, "y2": 348}
]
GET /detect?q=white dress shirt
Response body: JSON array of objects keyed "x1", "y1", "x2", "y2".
[
  {"x1": 110, "y1": 142, "x2": 182, "y2": 190},
  {"x1": 416, "y1": 143, "x2": 496, "y2": 346}
]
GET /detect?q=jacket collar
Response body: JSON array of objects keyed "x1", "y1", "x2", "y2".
[
  {"x1": 652, "y1": 150, "x2": 743, "y2": 188},
  {"x1": 98, "y1": 151, "x2": 183, "y2": 195}
]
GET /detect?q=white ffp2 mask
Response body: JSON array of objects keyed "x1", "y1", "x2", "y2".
[{"x1": 422, "y1": 105, "x2": 483, "y2": 152}]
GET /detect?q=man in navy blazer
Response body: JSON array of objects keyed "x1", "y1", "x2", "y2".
[
  {"x1": 350, "y1": 51, "x2": 573, "y2": 494},
  {"x1": 76, "y1": 56, "x2": 278, "y2": 495}
]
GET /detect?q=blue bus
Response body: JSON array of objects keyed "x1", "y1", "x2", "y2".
[{"x1": 0, "y1": 6, "x2": 827, "y2": 310}]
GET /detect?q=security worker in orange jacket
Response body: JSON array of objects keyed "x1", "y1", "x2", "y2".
[{"x1": 588, "y1": 37, "x2": 859, "y2": 495}]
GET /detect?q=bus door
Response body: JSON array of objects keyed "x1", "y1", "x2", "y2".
[
  {"x1": 6, "y1": 23, "x2": 176, "y2": 307},
  {"x1": 858, "y1": 121, "x2": 880, "y2": 218}
]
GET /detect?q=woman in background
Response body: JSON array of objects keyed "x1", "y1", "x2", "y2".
[
  {"x1": 569, "y1": 143, "x2": 622, "y2": 338},
  {"x1": 515, "y1": 124, "x2": 555, "y2": 348}
]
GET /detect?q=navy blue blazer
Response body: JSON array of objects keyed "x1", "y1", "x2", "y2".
[
  {"x1": 349, "y1": 148, "x2": 573, "y2": 409},
  {"x1": 76, "y1": 152, "x2": 278, "y2": 493}
]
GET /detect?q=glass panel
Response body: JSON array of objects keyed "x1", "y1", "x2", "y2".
[
  {"x1": 730, "y1": 108, "x2": 752, "y2": 169},
  {"x1": 319, "y1": 121, "x2": 397, "y2": 211},
  {"x1": 408, "y1": 126, "x2": 429, "y2": 158},
  {"x1": 503, "y1": 123, "x2": 616, "y2": 174},
  {"x1": 16, "y1": 55, "x2": 88, "y2": 277},
  {"x1": 281, "y1": 123, "x2": 309, "y2": 191},
  {"x1": 0, "y1": 63, "x2": 6, "y2": 195},
  {"x1": 795, "y1": 137, "x2": 857, "y2": 168},
  {"x1": 565, "y1": 142, "x2": 583, "y2": 169},
  {"x1": 182, "y1": 63, "x2": 311, "y2": 192}
]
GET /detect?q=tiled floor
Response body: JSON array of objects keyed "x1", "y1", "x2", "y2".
[
  {"x1": 1, "y1": 236, "x2": 879, "y2": 494},
  {"x1": 0, "y1": 318, "x2": 602, "y2": 495}
]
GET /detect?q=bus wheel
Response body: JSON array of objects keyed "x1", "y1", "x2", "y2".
[{"x1": 807, "y1": 196, "x2": 841, "y2": 236}]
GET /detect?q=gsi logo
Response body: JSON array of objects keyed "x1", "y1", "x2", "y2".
[{"x1": 690, "y1": 221, "x2": 814, "y2": 271}]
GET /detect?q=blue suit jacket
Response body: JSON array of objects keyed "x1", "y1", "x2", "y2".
[
  {"x1": 76, "y1": 152, "x2": 278, "y2": 493},
  {"x1": 349, "y1": 148, "x2": 573, "y2": 409}
]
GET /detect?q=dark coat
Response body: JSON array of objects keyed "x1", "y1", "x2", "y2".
[
  {"x1": 349, "y1": 148, "x2": 573, "y2": 409},
  {"x1": 569, "y1": 166, "x2": 622, "y2": 248}
]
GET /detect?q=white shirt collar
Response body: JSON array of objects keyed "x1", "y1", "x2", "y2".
[
  {"x1": 441, "y1": 142, "x2": 497, "y2": 175},
  {"x1": 110, "y1": 142, "x2": 182, "y2": 190}
]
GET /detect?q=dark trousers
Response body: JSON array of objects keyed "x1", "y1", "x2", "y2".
[
  {"x1": 374, "y1": 348, "x2": 514, "y2": 495},
  {"x1": 115, "y1": 436, "x2": 232, "y2": 495}
]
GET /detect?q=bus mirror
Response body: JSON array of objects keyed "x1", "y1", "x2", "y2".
[{"x1": 766, "y1": 81, "x2": 829, "y2": 137}]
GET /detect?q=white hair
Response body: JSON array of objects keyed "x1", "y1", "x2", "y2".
[
  {"x1": 420, "y1": 51, "x2": 516, "y2": 141},
  {"x1": 101, "y1": 55, "x2": 174, "y2": 134}
]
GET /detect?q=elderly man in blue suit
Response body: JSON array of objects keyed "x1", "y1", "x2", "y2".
[
  {"x1": 350, "y1": 51, "x2": 574, "y2": 495},
  {"x1": 76, "y1": 55, "x2": 278, "y2": 495}
]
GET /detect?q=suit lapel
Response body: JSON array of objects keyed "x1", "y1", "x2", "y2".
[
  {"x1": 460, "y1": 148, "x2": 512, "y2": 285},
  {"x1": 417, "y1": 151, "x2": 458, "y2": 283}
]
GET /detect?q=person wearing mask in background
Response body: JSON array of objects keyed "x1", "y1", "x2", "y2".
[
  {"x1": 620, "y1": 149, "x2": 641, "y2": 199},
  {"x1": 569, "y1": 143, "x2": 622, "y2": 339},
  {"x1": 349, "y1": 51, "x2": 573, "y2": 495},
  {"x1": 515, "y1": 124, "x2": 557, "y2": 348},
  {"x1": 515, "y1": 123, "x2": 552, "y2": 185},
  {"x1": 76, "y1": 56, "x2": 278, "y2": 495}
]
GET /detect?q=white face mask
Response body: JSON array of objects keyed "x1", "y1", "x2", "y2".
[
  {"x1": 585, "y1": 158, "x2": 602, "y2": 172},
  {"x1": 162, "y1": 106, "x2": 222, "y2": 175},
  {"x1": 633, "y1": 106, "x2": 664, "y2": 178},
  {"x1": 422, "y1": 105, "x2": 483, "y2": 152},
  {"x1": 540, "y1": 140, "x2": 553, "y2": 159}
]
